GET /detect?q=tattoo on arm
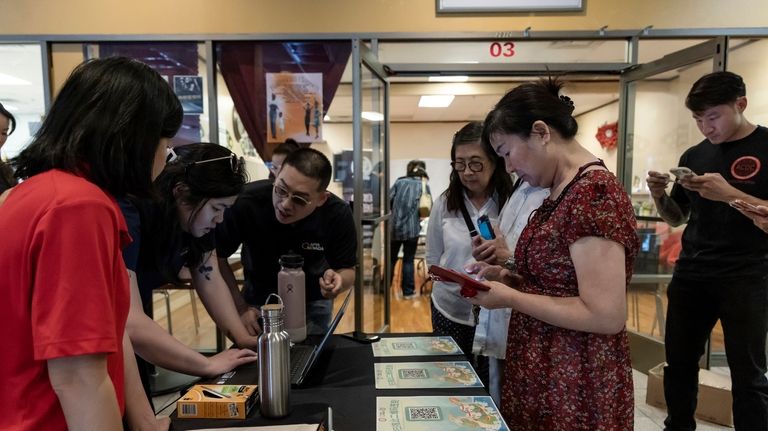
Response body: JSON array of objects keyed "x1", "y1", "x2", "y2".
[
  {"x1": 197, "y1": 252, "x2": 213, "y2": 281},
  {"x1": 655, "y1": 194, "x2": 688, "y2": 226}
]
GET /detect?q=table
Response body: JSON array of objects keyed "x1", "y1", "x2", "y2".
[{"x1": 171, "y1": 334, "x2": 488, "y2": 430}]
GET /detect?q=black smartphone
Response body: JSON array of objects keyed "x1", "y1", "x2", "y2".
[{"x1": 477, "y1": 215, "x2": 495, "y2": 240}]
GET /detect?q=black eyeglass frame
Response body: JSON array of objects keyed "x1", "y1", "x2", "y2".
[{"x1": 451, "y1": 160, "x2": 485, "y2": 173}]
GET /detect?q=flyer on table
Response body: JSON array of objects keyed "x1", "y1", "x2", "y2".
[
  {"x1": 371, "y1": 336, "x2": 463, "y2": 357},
  {"x1": 376, "y1": 396, "x2": 509, "y2": 431},
  {"x1": 374, "y1": 361, "x2": 483, "y2": 389}
]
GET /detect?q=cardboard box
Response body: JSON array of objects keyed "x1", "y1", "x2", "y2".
[
  {"x1": 177, "y1": 384, "x2": 257, "y2": 419},
  {"x1": 646, "y1": 363, "x2": 733, "y2": 427}
]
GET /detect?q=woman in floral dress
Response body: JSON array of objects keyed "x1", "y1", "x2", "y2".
[{"x1": 469, "y1": 79, "x2": 639, "y2": 430}]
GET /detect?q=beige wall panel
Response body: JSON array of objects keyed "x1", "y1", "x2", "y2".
[{"x1": 1, "y1": 0, "x2": 766, "y2": 36}]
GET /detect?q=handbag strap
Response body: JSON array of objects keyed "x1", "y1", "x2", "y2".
[{"x1": 459, "y1": 200, "x2": 478, "y2": 238}]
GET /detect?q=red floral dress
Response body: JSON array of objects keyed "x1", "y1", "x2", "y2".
[{"x1": 502, "y1": 167, "x2": 639, "y2": 431}]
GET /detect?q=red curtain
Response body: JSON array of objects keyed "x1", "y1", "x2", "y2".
[{"x1": 217, "y1": 41, "x2": 351, "y2": 161}]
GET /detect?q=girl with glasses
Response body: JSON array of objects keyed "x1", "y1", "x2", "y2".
[
  {"x1": 425, "y1": 121, "x2": 516, "y2": 383},
  {"x1": 120, "y1": 142, "x2": 257, "y2": 411}
]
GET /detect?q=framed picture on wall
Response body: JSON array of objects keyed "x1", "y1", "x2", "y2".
[{"x1": 436, "y1": 0, "x2": 583, "y2": 13}]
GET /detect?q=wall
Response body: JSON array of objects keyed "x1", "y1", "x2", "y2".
[{"x1": 1, "y1": 0, "x2": 767, "y2": 36}]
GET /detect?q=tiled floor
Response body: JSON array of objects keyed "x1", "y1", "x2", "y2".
[{"x1": 152, "y1": 369, "x2": 733, "y2": 429}]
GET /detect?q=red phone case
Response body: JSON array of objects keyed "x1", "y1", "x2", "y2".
[{"x1": 427, "y1": 265, "x2": 490, "y2": 297}]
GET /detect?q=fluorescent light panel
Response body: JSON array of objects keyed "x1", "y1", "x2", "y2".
[
  {"x1": 361, "y1": 111, "x2": 384, "y2": 121},
  {"x1": 428, "y1": 75, "x2": 469, "y2": 82},
  {"x1": 0, "y1": 73, "x2": 31, "y2": 86},
  {"x1": 418, "y1": 95, "x2": 455, "y2": 108}
]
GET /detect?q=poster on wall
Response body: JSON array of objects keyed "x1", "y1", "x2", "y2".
[
  {"x1": 266, "y1": 72, "x2": 323, "y2": 144},
  {"x1": 173, "y1": 75, "x2": 204, "y2": 115}
]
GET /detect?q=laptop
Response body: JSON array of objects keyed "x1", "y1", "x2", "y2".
[{"x1": 289, "y1": 289, "x2": 353, "y2": 387}]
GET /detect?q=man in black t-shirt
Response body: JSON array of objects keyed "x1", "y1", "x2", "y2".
[
  {"x1": 217, "y1": 148, "x2": 357, "y2": 336},
  {"x1": 647, "y1": 71, "x2": 768, "y2": 431}
]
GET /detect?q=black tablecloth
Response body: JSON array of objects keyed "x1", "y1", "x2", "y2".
[{"x1": 170, "y1": 334, "x2": 488, "y2": 430}]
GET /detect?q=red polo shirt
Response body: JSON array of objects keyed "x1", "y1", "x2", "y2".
[{"x1": 0, "y1": 170, "x2": 131, "y2": 431}]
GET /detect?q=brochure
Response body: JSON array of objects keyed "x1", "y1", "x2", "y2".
[
  {"x1": 376, "y1": 396, "x2": 509, "y2": 431},
  {"x1": 372, "y1": 336, "x2": 463, "y2": 357},
  {"x1": 374, "y1": 361, "x2": 483, "y2": 389}
]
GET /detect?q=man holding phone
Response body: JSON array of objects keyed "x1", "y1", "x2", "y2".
[
  {"x1": 646, "y1": 71, "x2": 768, "y2": 431},
  {"x1": 216, "y1": 148, "x2": 357, "y2": 336}
]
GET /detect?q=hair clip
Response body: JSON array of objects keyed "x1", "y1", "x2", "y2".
[{"x1": 559, "y1": 95, "x2": 574, "y2": 108}]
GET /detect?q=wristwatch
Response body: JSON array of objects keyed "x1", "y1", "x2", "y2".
[{"x1": 503, "y1": 256, "x2": 516, "y2": 272}]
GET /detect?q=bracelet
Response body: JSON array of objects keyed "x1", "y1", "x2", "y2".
[{"x1": 503, "y1": 256, "x2": 516, "y2": 272}]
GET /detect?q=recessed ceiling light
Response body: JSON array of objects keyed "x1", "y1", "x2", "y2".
[
  {"x1": 361, "y1": 111, "x2": 384, "y2": 121},
  {"x1": 428, "y1": 76, "x2": 469, "y2": 83},
  {"x1": 418, "y1": 95, "x2": 455, "y2": 108},
  {"x1": 0, "y1": 73, "x2": 31, "y2": 86}
]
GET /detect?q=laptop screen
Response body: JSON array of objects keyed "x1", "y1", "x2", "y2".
[{"x1": 302, "y1": 288, "x2": 353, "y2": 377}]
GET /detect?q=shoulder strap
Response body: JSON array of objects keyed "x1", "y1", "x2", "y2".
[{"x1": 459, "y1": 200, "x2": 478, "y2": 238}]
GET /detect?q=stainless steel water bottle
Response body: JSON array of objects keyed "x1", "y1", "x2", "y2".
[
  {"x1": 258, "y1": 294, "x2": 291, "y2": 418},
  {"x1": 278, "y1": 254, "x2": 306, "y2": 343}
]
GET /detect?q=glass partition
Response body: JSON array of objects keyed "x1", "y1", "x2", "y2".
[{"x1": 0, "y1": 43, "x2": 46, "y2": 160}]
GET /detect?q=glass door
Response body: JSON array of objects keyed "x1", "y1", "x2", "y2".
[
  {"x1": 352, "y1": 40, "x2": 390, "y2": 333},
  {"x1": 619, "y1": 37, "x2": 725, "y2": 369}
]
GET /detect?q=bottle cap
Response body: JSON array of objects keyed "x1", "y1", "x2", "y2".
[
  {"x1": 279, "y1": 253, "x2": 304, "y2": 269},
  {"x1": 261, "y1": 293, "x2": 285, "y2": 319}
]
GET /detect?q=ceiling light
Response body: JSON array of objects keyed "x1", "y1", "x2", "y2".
[
  {"x1": 2, "y1": 104, "x2": 18, "y2": 111},
  {"x1": 323, "y1": 114, "x2": 331, "y2": 122},
  {"x1": 428, "y1": 76, "x2": 469, "y2": 83},
  {"x1": 418, "y1": 95, "x2": 455, "y2": 108},
  {"x1": 0, "y1": 73, "x2": 31, "y2": 86},
  {"x1": 361, "y1": 111, "x2": 384, "y2": 121}
]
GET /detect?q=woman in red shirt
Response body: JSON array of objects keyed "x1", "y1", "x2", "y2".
[
  {"x1": 469, "y1": 79, "x2": 639, "y2": 430},
  {"x1": 0, "y1": 57, "x2": 182, "y2": 431}
]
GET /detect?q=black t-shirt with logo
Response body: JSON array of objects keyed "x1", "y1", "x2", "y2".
[
  {"x1": 216, "y1": 180, "x2": 357, "y2": 307},
  {"x1": 670, "y1": 125, "x2": 768, "y2": 280}
]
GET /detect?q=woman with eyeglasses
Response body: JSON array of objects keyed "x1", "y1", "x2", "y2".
[
  {"x1": 0, "y1": 57, "x2": 182, "y2": 431},
  {"x1": 120, "y1": 142, "x2": 258, "y2": 409},
  {"x1": 425, "y1": 121, "x2": 516, "y2": 373}
]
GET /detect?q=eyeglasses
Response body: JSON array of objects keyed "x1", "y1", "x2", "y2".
[
  {"x1": 451, "y1": 161, "x2": 484, "y2": 173},
  {"x1": 166, "y1": 147, "x2": 179, "y2": 164},
  {"x1": 166, "y1": 147, "x2": 244, "y2": 175},
  {"x1": 273, "y1": 183, "x2": 312, "y2": 207}
]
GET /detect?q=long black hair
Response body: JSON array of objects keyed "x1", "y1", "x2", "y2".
[
  {"x1": 11, "y1": 57, "x2": 183, "y2": 198},
  {"x1": 138, "y1": 143, "x2": 247, "y2": 283},
  {"x1": 443, "y1": 121, "x2": 515, "y2": 213}
]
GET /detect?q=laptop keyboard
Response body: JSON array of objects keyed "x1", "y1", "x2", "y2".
[{"x1": 289, "y1": 344, "x2": 315, "y2": 384}]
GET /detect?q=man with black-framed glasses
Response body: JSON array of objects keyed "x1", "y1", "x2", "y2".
[{"x1": 216, "y1": 148, "x2": 357, "y2": 336}]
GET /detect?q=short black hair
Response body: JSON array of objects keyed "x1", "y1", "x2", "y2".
[
  {"x1": 11, "y1": 56, "x2": 183, "y2": 197},
  {"x1": 0, "y1": 102, "x2": 16, "y2": 135},
  {"x1": 686, "y1": 71, "x2": 746, "y2": 113},
  {"x1": 283, "y1": 147, "x2": 332, "y2": 191},
  {"x1": 406, "y1": 160, "x2": 428, "y2": 178}
]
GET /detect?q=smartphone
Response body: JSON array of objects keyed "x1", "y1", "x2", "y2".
[
  {"x1": 477, "y1": 215, "x2": 496, "y2": 240},
  {"x1": 669, "y1": 167, "x2": 695, "y2": 179},
  {"x1": 428, "y1": 264, "x2": 491, "y2": 298},
  {"x1": 729, "y1": 199, "x2": 762, "y2": 213}
]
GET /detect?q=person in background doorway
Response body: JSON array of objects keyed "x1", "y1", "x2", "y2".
[
  {"x1": 267, "y1": 138, "x2": 300, "y2": 181},
  {"x1": 425, "y1": 121, "x2": 515, "y2": 375},
  {"x1": 217, "y1": 148, "x2": 357, "y2": 336},
  {"x1": 121, "y1": 143, "x2": 258, "y2": 407},
  {"x1": 390, "y1": 160, "x2": 431, "y2": 298},
  {"x1": 470, "y1": 78, "x2": 638, "y2": 430},
  {"x1": 0, "y1": 102, "x2": 17, "y2": 194},
  {"x1": 0, "y1": 56, "x2": 182, "y2": 431},
  {"x1": 646, "y1": 71, "x2": 768, "y2": 431}
]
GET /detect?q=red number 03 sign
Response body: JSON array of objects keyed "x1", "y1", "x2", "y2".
[{"x1": 489, "y1": 41, "x2": 516, "y2": 58}]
